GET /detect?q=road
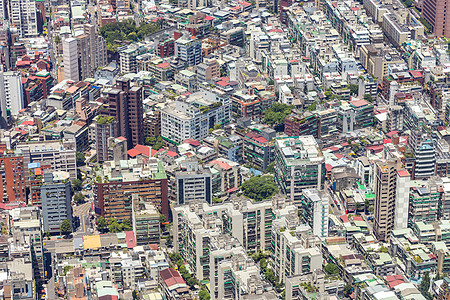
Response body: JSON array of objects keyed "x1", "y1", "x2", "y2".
[{"x1": 73, "y1": 202, "x2": 92, "y2": 235}]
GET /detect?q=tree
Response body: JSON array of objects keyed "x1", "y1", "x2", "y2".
[
  {"x1": 379, "y1": 246, "x2": 389, "y2": 253},
  {"x1": 145, "y1": 136, "x2": 165, "y2": 150},
  {"x1": 108, "y1": 218, "x2": 121, "y2": 233},
  {"x1": 73, "y1": 193, "x2": 85, "y2": 204},
  {"x1": 54, "y1": 35, "x2": 61, "y2": 44},
  {"x1": 72, "y1": 179, "x2": 83, "y2": 192},
  {"x1": 363, "y1": 94, "x2": 373, "y2": 103},
  {"x1": 199, "y1": 288, "x2": 210, "y2": 300},
  {"x1": 76, "y1": 152, "x2": 86, "y2": 167},
  {"x1": 241, "y1": 176, "x2": 278, "y2": 202},
  {"x1": 324, "y1": 263, "x2": 339, "y2": 275},
  {"x1": 264, "y1": 162, "x2": 275, "y2": 174},
  {"x1": 214, "y1": 124, "x2": 222, "y2": 130},
  {"x1": 60, "y1": 219, "x2": 72, "y2": 235},
  {"x1": 159, "y1": 214, "x2": 166, "y2": 223},
  {"x1": 343, "y1": 284, "x2": 353, "y2": 297},
  {"x1": 120, "y1": 219, "x2": 132, "y2": 231},
  {"x1": 435, "y1": 272, "x2": 442, "y2": 281},
  {"x1": 419, "y1": 271, "x2": 432, "y2": 300},
  {"x1": 419, "y1": 17, "x2": 432, "y2": 32},
  {"x1": 97, "y1": 216, "x2": 107, "y2": 232},
  {"x1": 348, "y1": 84, "x2": 359, "y2": 96},
  {"x1": 132, "y1": 290, "x2": 139, "y2": 300},
  {"x1": 307, "y1": 102, "x2": 317, "y2": 111},
  {"x1": 263, "y1": 103, "x2": 293, "y2": 126}
]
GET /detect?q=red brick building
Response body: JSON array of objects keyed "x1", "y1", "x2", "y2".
[
  {"x1": 0, "y1": 153, "x2": 26, "y2": 203},
  {"x1": 95, "y1": 178, "x2": 169, "y2": 221}
]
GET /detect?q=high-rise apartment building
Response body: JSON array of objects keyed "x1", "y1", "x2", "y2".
[
  {"x1": 101, "y1": 78, "x2": 143, "y2": 149},
  {"x1": 95, "y1": 115, "x2": 116, "y2": 163},
  {"x1": 131, "y1": 195, "x2": 160, "y2": 246},
  {"x1": 41, "y1": 171, "x2": 73, "y2": 234},
  {"x1": 274, "y1": 136, "x2": 325, "y2": 206},
  {"x1": 63, "y1": 38, "x2": 79, "y2": 81},
  {"x1": 11, "y1": 207, "x2": 44, "y2": 283},
  {"x1": 9, "y1": 0, "x2": 38, "y2": 37},
  {"x1": 300, "y1": 189, "x2": 329, "y2": 238},
  {"x1": 0, "y1": 70, "x2": 25, "y2": 124},
  {"x1": 82, "y1": 24, "x2": 107, "y2": 72},
  {"x1": 175, "y1": 35, "x2": 202, "y2": 67},
  {"x1": 16, "y1": 140, "x2": 77, "y2": 181},
  {"x1": 63, "y1": 25, "x2": 107, "y2": 81},
  {"x1": 414, "y1": 139, "x2": 436, "y2": 179},
  {"x1": 94, "y1": 158, "x2": 169, "y2": 221},
  {"x1": 374, "y1": 159, "x2": 410, "y2": 242},
  {"x1": 0, "y1": 152, "x2": 26, "y2": 203},
  {"x1": 271, "y1": 218, "x2": 322, "y2": 283},
  {"x1": 160, "y1": 91, "x2": 232, "y2": 144},
  {"x1": 128, "y1": 86, "x2": 144, "y2": 146},
  {"x1": 175, "y1": 159, "x2": 212, "y2": 205},
  {"x1": 423, "y1": 0, "x2": 450, "y2": 38},
  {"x1": 409, "y1": 178, "x2": 440, "y2": 224}
]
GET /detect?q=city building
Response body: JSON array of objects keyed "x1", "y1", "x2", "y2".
[
  {"x1": 160, "y1": 91, "x2": 232, "y2": 144},
  {"x1": 131, "y1": 195, "x2": 160, "y2": 246},
  {"x1": 101, "y1": 78, "x2": 144, "y2": 148},
  {"x1": 175, "y1": 159, "x2": 212, "y2": 205},
  {"x1": 196, "y1": 57, "x2": 220, "y2": 83},
  {"x1": 94, "y1": 158, "x2": 169, "y2": 221},
  {"x1": 271, "y1": 217, "x2": 322, "y2": 283},
  {"x1": 10, "y1": 207, "x2": 44, "y2": 283},
  {"x1": 1, "y1": 71, "x2": 24, "y2": 118},
  {"x1": 41, "y1": 171, "x2": 72, "y2": 234},
  {"x1": 95, "y1": 115, "x2": 116, "y2": 163},
  {"x1": 423, "y1": 0, "x2": 450, "y2": 38},
  {"x1": 16, "y1": 140, "x2": 77, "y2": 181},
  {"x1": 0, "y1": 152, "x2": 26, "y2": 204},
  {"x1": 175, "y1": 35, "x2": 202, "y2": 67},
  {"x1": 300, "y1": 189, "x2": 329, "y2": 238},
  {"x1": 274, "y1": 136, "x2": 325, "y2": 206},
  {"x1": 373, "y1": 159, "x2": 410, "y2": 242},
  {"x1": 9, "y1": 0, "x2": 38, "y2": 37},
  {"x1": 63, "y1": 25, "x2": 107, "y2": 81},
  {"x1": 63, "y1": 38, "x2": 79, "y2": 82}
]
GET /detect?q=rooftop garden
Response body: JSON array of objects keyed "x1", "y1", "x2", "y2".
[{"x1": 96, "y1": 115, "x2": 115, "y2": 124}]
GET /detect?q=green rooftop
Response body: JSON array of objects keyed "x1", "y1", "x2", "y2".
[{"x1": 97, "y1": 115, "x2": 115, "y2": 124}]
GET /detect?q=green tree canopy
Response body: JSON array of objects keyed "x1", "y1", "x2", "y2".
[
  {"x1": 199, "y1": 288, "x2": 210, "y2": 300},
  {"x1": 100, "y1": 20, "x2": 160, "y2": 53},
  {"x1": 120, "y1": 219, "x2": 132, "y2": 231},
  {"x1": 76, "y1": 152, "x2": 86, "y2": 167},
  {"x1": 264, "y1": 162, "x2": 275, "y2": 174},
  {"x1": 73, "y1": 193, "x2": 85, "y2": 204},
  {"x1": 72, "y1": 179, "x2": 83, "y2": 192},
  {"x1": 307, "y1": 102, "x2": 317, "y2": 111},
  {"x1": 242, "y1": 176, "x2": 278, "y2": 202},
  {"x1": 145, "y1": 136, "x2": 165, "y2": 150},
  {"x1": 97, "y1": 216, "x2": 107, "y2": 232},
  {"x1": 343, "y1": 284, "x2": 353, "y2": 297},
  {"x1": 419, "y1": 271, "x2": 432, "y2": 300},
  {"x1": 363, "y1": 94, "x2": 373, "y2": 103},
  {"x1": 324, "y1": 263, "x2": 339, "y2": 275},
  {"x1": 263, "y1": 103, "x2": 293, "y2": 125},
  {"x1": 108, "y1": 218, "x2": 121, "y2": 233},
  {"x1": 60, "y1": 219, "x2": 72, "y2": 235},
  {"x1": 348, "y1": 84, "x2": 359, "y2": 95}
]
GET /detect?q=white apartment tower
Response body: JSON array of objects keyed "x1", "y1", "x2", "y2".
[
  {"x1": 9, "y1": 0, "x2": 38, "y2": 37},
  {"x1": 63, "y1": 38, "x2": 79, "y2": 81},
  {"x1": 63, "y1": 25, "x2": 107, "y2": 81}
]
